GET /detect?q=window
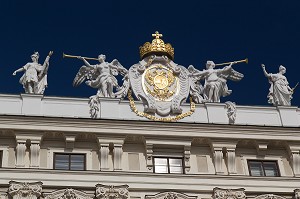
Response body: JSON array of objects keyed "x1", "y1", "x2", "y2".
[
  {"x1": 153, "y1": 157, "x2": 184, "y2": 174},
  {"x1": 248, "y1": 160, "x2": 280, "y2": 177},
  {"x1": 54, "y1": 153, "x2": 86, "y2": 171}
]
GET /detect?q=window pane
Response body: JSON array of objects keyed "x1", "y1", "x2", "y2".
[
  {"x1": 169, "y1": 166, "x2": 183, "y2": 173},
  {"x1": 249, "y1": 161, "x2": 264, "y2": 176},
  {"x1": 263, "y1": 162, "x2": 279, "y2": 176},
  {"x1": 154, "y1": 165, "x2": 168, "y2": 173},
  {"x1": 55, "y1": 154, "x2": 69, "y2": 170},
  {"x1": 154, "y1": 158, "x2": 167, "y2": 166},
  {"x1": 169, "y1": 158, "x2": 182, "y2": 167},
  {"x1": 70, "y1": 155, "x2": 85, "y2": 171}
]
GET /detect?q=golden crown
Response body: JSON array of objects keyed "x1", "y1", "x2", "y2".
[{"x1": 139, "y1": 31, "x2": 174, "y2": 60}]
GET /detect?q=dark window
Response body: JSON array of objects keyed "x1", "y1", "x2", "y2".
[
  {"x1": 54, "y1": 153, "x2": 85, "y2": 171},
  {"x1": 153, "y1": 157, "x2": 184, "y2": 174},
  {"x1": 248, "y1": 160, "x2": 280, "y2": 177}
]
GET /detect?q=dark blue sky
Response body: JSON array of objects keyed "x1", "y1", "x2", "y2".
[{"x1": 1, "y1": 1, "x2": 299, "y2": 106}]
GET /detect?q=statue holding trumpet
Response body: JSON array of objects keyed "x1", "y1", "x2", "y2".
[
  {"x1": 64, "y1": 53, "x2": 129, "y2": 99},
  {"x1": 189, "y1": 58, "x2": 246, "y2": 103},
  {"x1": 261, "y1": 64, "x2": 296, "y2": 106}
]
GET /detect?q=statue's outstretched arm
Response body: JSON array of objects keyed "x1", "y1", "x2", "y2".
[
  {"x1": 78, "y1": 57, "x2": 93, "y2": 68},
  {"x1": 261, "y1": 64, "x2": 270, "y2": 78},
  {"x1": 12, "y1": 64, "x2": 27, "y2": 75}
]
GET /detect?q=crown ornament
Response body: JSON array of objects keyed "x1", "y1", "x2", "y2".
[{"x1": 139, "y1": 31, "x2": 174, "y2": 60}]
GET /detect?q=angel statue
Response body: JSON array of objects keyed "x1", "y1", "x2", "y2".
[
  {"x1": 261, "y1": 64, "x2": 294, "y2": 106},
  {"x1": 12, "y1": 51, "x2": 53, "y2": 94},
  {"x1": 73, "y1": 54, "x2": 129, "y2": 99},
  {"x1": 191, "y1": 60, "x2": 244, "y2": 103}
]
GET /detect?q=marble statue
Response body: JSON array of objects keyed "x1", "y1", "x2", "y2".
[
  {"x1": 73, "y1": 54, "x2": 129, "y2": 98},
  {"x1": 12, "y1": 51, "x2": 53, "y2": 94},
  {"x1": 187, "y1": 65, "x2": 204, "y2": 103},
  {"x1": 191, "y1": 61, "x2": 244, "y2": 103},
  {"x1": 261, "y1": 64, "x2": 293, "y2": 106}
]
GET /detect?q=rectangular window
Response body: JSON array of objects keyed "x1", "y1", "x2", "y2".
[
  {"x1": 248, "y1": 160, "x2": 280, "y2": 177},
  {"x1": 54, "y1": 153, "x2": 85, "y2": 171},
  {"x1": 153, "y1": 157, "x2": 184, "y2": 174}
]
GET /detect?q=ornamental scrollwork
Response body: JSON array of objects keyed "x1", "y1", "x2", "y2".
[
  {"x1": 95, "y1": 184, "x2": 129, "y2": 199},
  {"x1": 145, "y1": 192, "x2": 197, "y2": 199},
  {"x1": 254, "y1": 194, "x2": 287, "y2": 199},
  {"x1": 44, "y1": 188, "x2": 93, "y2": 199},
  {"x1": 8, "y1": 181, "x2": 42, "y2": 199},
  {"x1": 213, "y1": 187, "x2": 246, "y2": 199}
]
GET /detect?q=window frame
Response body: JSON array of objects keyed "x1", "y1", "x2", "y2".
[
  {"x1": 153, "y1": 156, "x2": 184, "y2": 174},
  {"x1": 53, "y1": 153, "x2": 86, "y2": 171},
  {"x1": 247, "y1": 159, "x2": 280, "y2": 177}
]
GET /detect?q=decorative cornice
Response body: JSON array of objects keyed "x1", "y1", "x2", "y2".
[
  {"x1": 254, "y1": 194, "x2": 286, "y2": 199},
  {"x1": 8, "y1": 181, "x2": 42, "y2": 199},
  {"x1": 213, "y1": 187, "x2": 246, "y2": 199},
  {"x1": 145, "y1": 192, "x2": 197, "y2": 199},
  {"x1": 44, "y1": 188, "x2": 92, "y2": 199},
  {"x1": 95, "y1": 184, "x2": 129, "y2": 199}
]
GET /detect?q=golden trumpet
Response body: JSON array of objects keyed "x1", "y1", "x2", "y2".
[
  {"x1": 215, "y1": 58, "x2": 248, "y2": 66},
  {"x1": 63, "y1": 53, "x2": 98, "y2": 61}
]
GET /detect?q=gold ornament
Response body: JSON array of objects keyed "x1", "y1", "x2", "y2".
[
  {"x1": 139, "y1": 31, "x2": 174, "y2": 60},
  {"x1": 142, "y1": 65, "x2": 178, "y2": 101},
  {"x1": 128, "y1": 89, "x2": 195, "y2": 122}
]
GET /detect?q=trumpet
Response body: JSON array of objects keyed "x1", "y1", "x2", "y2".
[
  {"x1": 215, "y1": 58, "x2": 248, "y2": 66},
  {"x1": 63, "y1": 53, "x2": 98, "y2": 61}
]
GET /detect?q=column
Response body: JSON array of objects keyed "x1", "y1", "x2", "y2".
[
  {"x1": 214, "y1": 149, "x2": 224, "y2": 174},
  {"x1": 30, "y1": 142, "x2": 40, "y2": 168},
  {"x1": 226, "y1": 148, "x2": 237, "y2": 174},
  {"x1": 113, "y1": 144, "x2": 123, "y2": 171},
  {"x1": 100, "y1": 144, "x2": 110, "y2": 170},
  {"x1": 16, "y1": 142, "x2": 26, "y2": 168}
]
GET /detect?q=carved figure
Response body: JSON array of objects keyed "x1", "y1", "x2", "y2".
[
  {"x1": 12, "y1": 51, "x2": 53, "y2": 94},
  {"x1": 225, "y1": 101, "x2": 237, "y2": 124},
  {"x1": 73, "y1": 54, "x2": 128, "y2": 98},
  {"x1": 261, "y1": 64, "x2": 293, "y2": 106},
  {"x1": 188, "y1": 65, "x2": 204, "y2": 103},
  {"x1": 192, "y1": 61, "x2": 244, "y2": 103}
]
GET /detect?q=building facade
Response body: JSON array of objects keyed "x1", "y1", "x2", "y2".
[{"x1": 0, "y1": 93, "x2": 300, "y2": 199}]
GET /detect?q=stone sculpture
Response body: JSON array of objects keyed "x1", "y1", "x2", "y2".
[
  {"x1": 12, "y1": 51, "x2": 53, "y2": 94},
  {"x1": 261, "y1": 64, "x2": 294, "y2": 106},
  {"x1": 191, "y1": 61, "x2": 244, "y2": 103},
  {"x1": 73, "y1": 54, "x2": 128, "y2": 98}
]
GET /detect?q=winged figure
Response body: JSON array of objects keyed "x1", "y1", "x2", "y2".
[
  {"x1": 73, "y1": 54, "x2": 129, "y2": 98},
  {"x1": 191, "y1": 61, "x2": 244, "y2": 103}
]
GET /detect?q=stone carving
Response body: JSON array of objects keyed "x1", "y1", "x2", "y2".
[
  {"x1": 72, "y1": 54, "x2": 129, "y2": 118},
  {"x1": 254, "y1": 194, "x2": 286, "y2": 199},
  {"x1": 261, "y1": 64, "x2": 294, "y2": 106},
  {"x1": 191, "y1": 61, "x2": 244, "y2": 103},
  {"x1": 8, "y1": 181, "x2": 42, "y2": 199},
  {"x1": 73, "y1": 54, "x2": 129, "y2": 98},
  {"x1": 213, "y1": 188, "x2": 245, "y2": 199},
  {"x1": 44, "y1": 188, "x2": 92, "y2": 199},
  {"x1": 225, "y1": 101, "x2": 237, "y2": 124},
  {"x1": 145, "y1": 192, "x2": 197, "y2": 199},
  {"x1": 89, "y1": 95, "x2": 100, "y2": 119},
  {"x1": 12, "y1": 51, "x2": 53, "y2": 94},
  {"x1": 188, "y1": 65, "x2": 204, "y2": 103},
  {"x1": 294, "y1": 189, "x2": 300, "y2": 199},
  {"x1": 129, "y1": 55, "x2": 190, "y2": 116},
  {"x1": 95, "y1": 184, "x2": 129, "y2": 199}
]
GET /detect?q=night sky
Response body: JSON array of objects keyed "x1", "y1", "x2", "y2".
[{"x1": 1, "y1": 1, "x2": 299, "y2": 107}]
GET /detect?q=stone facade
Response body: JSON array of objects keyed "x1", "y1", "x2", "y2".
[{"x1": 0, "y1": 95, "x2": 300, "y2": 199}]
